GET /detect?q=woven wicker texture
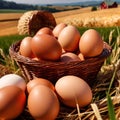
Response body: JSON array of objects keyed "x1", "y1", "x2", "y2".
[
  {"x1": 9, "y1": 40, "x2": 111, "y2": 86},
  {"x1": 17, "y1": 10, "x2": 56, "y2": 36}
]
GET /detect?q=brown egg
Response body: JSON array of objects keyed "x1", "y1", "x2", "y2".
[
  {"x1": 60, "y1": 52, "x2": 80, "y2": 62},
  {"x1": 79, "y1": 29, "x2": 103, "y2": 57},
  {"x1": 55, "y1": 75, "x2": 92, "y2": 108},
  {"x1": 78, "y1": 53, "x2": 85, "y2": 61},
  {"x1": 36, "y1": 27, "x2": 54, "y2": 36},
  {"x1": 19, "y1": 36, "x2": 34, "y2": 58},
  {"x1": 0, "y1": 86, "x2": 26, "y2": 120},
  {"x1": 28, "y1": 85, "x2": 60, "y2": 120},
  {"x1": 58, "y1": 25, "x2": 81, "y2": 52},
  {"x1": 31, "y1": 34, "x2": 62, "y2": 61},
  {"x1": 53, "y1": 23, "x2": 67, "y2": 38},
  {"x1": 27, "y1": 78, "x2": 55, "y2": 93}
]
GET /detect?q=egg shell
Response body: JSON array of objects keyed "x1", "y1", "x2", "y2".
[
  {"x1": 78, "y1": 52, "x2": 85, "y2": 61},
  {"x1": 55, "y1": 75, "x2": 92, "y2": 108},
  {"x1": 19, "y1": 36, "x2": 34, "y2": 58},
  {"x1": 53, "y1": 23, "x2": 67, "y2": 38},
  {"x1": 31, "y1": 34, "x2": 62, "y2": 61},
  {"x1": 27, "y1": 78, "x2": 55, "y2": 93},
  {"x1": 36, "y1": 27, "x2": 54, "y2": 36},
  {"x1": 58, "y1": 25, "x2": 80, "y2": 52},
  {"x1": 32, "y1": 57, "x2": 40, "y2": 61},
  {"x1": 79, "y1": 29, "x2": 103, "y2": 57},
  {"x1": 0, "y1": 85, "x2": 26, "y2": 119},
  {"x1": 60, "y1": 52, "x2": 81, "y2": 62},
  {"x1": 0, "y1": 74, "x2": 26, "y2": 91},
  {"x1": 28, "y1": 85, "x2": 60, "y2": 120}
]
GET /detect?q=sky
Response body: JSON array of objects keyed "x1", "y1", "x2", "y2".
[{"x1": 5, "y1": 0, "x2": 102, "y2": 5}]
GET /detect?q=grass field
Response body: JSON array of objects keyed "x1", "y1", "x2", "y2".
[{"x1": 0, "y1": 9, "x2": 26, "y2": 13}]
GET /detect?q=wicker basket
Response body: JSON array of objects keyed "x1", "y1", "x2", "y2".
[
  {"x1": 17, "y1": 10, "x2": 56, "y2": 36},
  {"x1": 9, "y1": 40, "x2": 112, "y2": 86}
]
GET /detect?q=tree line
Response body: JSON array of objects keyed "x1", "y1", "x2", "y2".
[
  {"x1": 0, "y1": 0, "x2": 37, "y2": 10},
  {"x1": 0, "y1": 0, "x2": 61, "y2": 12}
]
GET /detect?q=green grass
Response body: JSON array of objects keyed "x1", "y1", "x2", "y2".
[
  {"x1": 0, "y1": 9, "x2": 27, "y2": 13},
  {"x1": 78, "y1": 26, "x2": 120, "y2": 43},
  {"x1": 107, "y1": 93, "x2": 116, "y2": 120},
  {"x1": 0, "y1": 34, "x2": 26, "y2": 55},
  {"x1": 0, "y1": 26, "x2": 120, "y2": 55},
  {"x1": 0, "y1": 34, "x2": 26, "y2": 72}
]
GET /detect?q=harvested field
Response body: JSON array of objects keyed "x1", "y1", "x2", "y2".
[
  {"x1": 0, "y1": 6, "x2": 120, "y2": 36},
  {"x1": 0, "y1": 7, "x2": 92, "y2": 36},
  {"x1": 56, "y1": 7, "x2": 120, "y2": 27},
  {"x1": 0, "y1": 21, "x2": 18, "y2": 36},
  {"x1": 0, "y1": 13, "x2": 22, "y2": 21},
  {"x1": 53, "y1": 7, "x2": 92, "y2": 19},
  {"x1": 0, "y1": 13, "x2": 23, "y2": 36}
]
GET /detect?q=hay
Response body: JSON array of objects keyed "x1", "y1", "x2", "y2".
[{"x1": 60, "y1": 8, "x2": 120, "y2": 27}]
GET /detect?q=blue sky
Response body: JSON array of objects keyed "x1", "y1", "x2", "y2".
[{"x1": 5, "y1": 0, "x2": 102, "y2": 5}]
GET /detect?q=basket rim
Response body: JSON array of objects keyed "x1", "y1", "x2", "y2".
[{"x1": 9, "y1": 40, "x2": 112, "y2": 66}]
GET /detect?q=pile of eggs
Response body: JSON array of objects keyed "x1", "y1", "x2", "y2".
[
  {"x1": 19, "y1": 23, "x2": 104, "y2": 62},
  {"x1": 0, "y1": 23, "x2": 105, "y2": 119},
  {"x1": 0, "y1": 74, "x2": 92, "y2": 119}
]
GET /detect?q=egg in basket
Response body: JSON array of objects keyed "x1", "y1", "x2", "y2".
[{"x1": 9, "y1": 10, "x2": 112, "y2": 87}]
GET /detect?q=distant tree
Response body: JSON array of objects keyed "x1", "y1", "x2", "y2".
[{"x1": 91, "y1": 6, "x2": 97, "y2": 11}]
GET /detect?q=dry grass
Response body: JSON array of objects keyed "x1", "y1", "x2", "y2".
[
  {"x1": 53, "y1": 7, "x2": 92, "y2": 19},
  {"x1": 0, "y1": 21, "x2": 18, "y2": 36},
  {"x1": 0, "y1": 13, "x2": 22, "y2": 21},
  {"x1": 1, "y1": 6, "x2": 120, "y2": 36},
  {"x1": 59, "y1": 7, "x2": 120, "y2": 27},
  {"x1": 0, "y1": 7, "x2": 92, "y2": 36},
  {"x1": 0, "y1": 13, "x2": 22, "y2": 36}
]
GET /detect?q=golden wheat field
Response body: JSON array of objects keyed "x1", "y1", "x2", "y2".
[{"x1": 0, "y1": 6, "x2": 120, "y2": 36}]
